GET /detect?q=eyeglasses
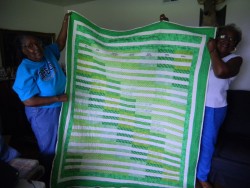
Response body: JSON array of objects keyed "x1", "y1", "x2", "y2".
[
  {"x1": 217, "y1": 34, "x2": 236, "y2": 43},
  {"x1": 22, "y1": 41, "x2": 43, "y2": 49}
]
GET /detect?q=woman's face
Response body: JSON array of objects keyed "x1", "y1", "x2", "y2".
[
  {"x1": 21, "y1": 36, "x2": 44, "y2": 62},
  {"x1": 216, "y1": 30, "x2": 237, "y2": 56}
]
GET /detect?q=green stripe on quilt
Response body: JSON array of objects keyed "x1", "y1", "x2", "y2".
[{"x1": 51, "y1": 11, "x2": 216, "y2": 188}]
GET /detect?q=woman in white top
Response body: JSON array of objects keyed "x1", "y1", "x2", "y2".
[{"x1": 196, "y1": 24, "x2": 243, "y2": 188}]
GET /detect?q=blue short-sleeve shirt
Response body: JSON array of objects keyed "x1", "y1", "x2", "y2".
[{"x1": 13, "y1": 43, "x2": 66, "y2": 108}]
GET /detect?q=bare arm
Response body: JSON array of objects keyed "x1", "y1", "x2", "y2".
[
  {"x1": 208, "y1": 39, "x2": 243, "y2": 78},
  {"x1": 23, "y1": 94, "x2": 68, "y2": 107},
  {"x1": 56, "y1": 13, "x2": 71, "y2": 52}
]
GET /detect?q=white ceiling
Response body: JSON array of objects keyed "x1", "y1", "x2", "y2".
[{"x1": 33, "y1": 0, "x2": 95, "y2": 6}]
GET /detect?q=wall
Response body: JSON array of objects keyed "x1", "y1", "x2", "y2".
[
  {"x1": 0, "y1": 0, "x2": 66, "y2": 67},
  {"x1": 225, "y1": 0, "x2": 250, "y2": 90},
  {"x1": 0, "y1": 0, "x2": 249, "y2": 90},
  {"x1": 65, "y1": 0, "x2": 200, "y2": 30}
]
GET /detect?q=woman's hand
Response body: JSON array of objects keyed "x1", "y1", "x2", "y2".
[
  {"x1": 23, "y1": 94, "x2": 68, "y2": 107},
  {"x1": 207, "y1": 38, "x2": 217, "y2": 53},
  {"x1": 63, "y1": 12, "x2": 71, "y2": 24},
  {"x1": 56, "y1": 94, "x2": 68, "y2": 102},
  {"x1": 56, "y1": 12, "x2": 72, "y2": 51}
]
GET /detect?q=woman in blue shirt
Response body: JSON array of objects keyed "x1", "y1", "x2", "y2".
[{"x1": 13, "y1": 13, "x2": 71, "y2": 185}]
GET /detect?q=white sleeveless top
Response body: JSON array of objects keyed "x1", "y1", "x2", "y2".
[{"x1": 205, "y1": 54, "x2": 239, "y2": 108}]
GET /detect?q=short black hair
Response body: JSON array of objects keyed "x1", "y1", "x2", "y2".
[
  {"x1": 216, "y1": 24, "x2": 242, "y2": 46},
  {"x1": 15, "y1": 34, "x2": 41, "y2": 59}
]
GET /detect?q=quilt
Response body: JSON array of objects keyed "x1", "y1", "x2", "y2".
[{"x1": 51, "y1": 11, "x2": 216, "y2": 188}]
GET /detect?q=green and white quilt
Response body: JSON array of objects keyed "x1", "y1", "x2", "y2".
[{"x1": 51, "y1": 11, "x2": 216, "y2": 188}]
